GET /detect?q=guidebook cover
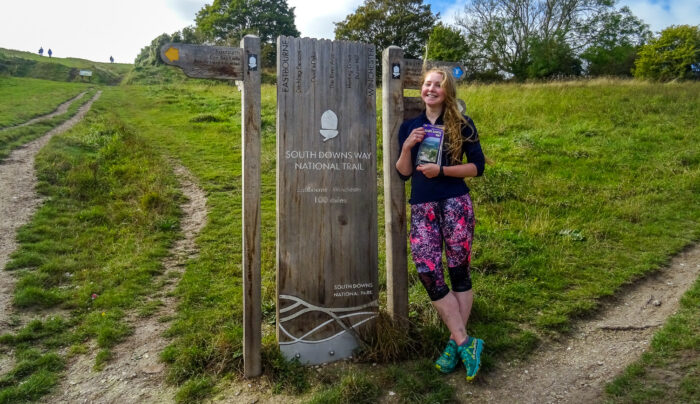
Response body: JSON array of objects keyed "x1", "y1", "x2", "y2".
[{"x1": 416, "y1": 124, "x2": 444, "y2": 165}]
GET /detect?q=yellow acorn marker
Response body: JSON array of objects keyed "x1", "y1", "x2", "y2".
[{"x1": 164, "y1": 46, "x2": 179, "y2": 62}]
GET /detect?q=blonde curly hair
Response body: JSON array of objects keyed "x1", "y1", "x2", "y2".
[{"x1": 422, "y1": 68, "x2": 477, "y2": 164}]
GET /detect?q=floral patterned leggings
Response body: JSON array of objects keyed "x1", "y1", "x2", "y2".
[{"x1": 410, "y1": 193, "x2": 475, "y2": 301}]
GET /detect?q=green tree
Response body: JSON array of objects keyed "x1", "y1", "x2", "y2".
[
  {"x1": 135, "y1": 33, "x2": 177, "y2": 66},
  {"x1": 195, "y1": 0, "x2": 300, "y2": 68},
  {"x1": 456, "y1": 0, "x2": 646, "y2": 80},
  {"x1": 580, "y1": 7, "x2": 651, "y2": 76},
  {"x1": 634, "y1": 25, "x2": 700, "y2": 81},
  {"x1": 527, "y1": 35, "x2": 582, "y2": 78},
  {"x1": 334, "y1": 0, "x2": 438, "y2": 59},
  {"x1": 172, "y1": 26, "x2": 205, "y2": 44},
  {"x1": 195, "y1": 0, "x2": 299, "y2": 44},
  {"x1": 427, "y1": 24, "x2": 470, "y2": 63},
  {"x1": 427, "y1": 23, "x2": 498, "y2": 80}
]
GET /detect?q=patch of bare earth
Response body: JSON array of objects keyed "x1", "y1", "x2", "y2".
[
  {"x1": 46, "y1": 162, "x2": 207, "y2": 403},
  {"x1": 446, "y1": 244, "x2": 700, "y2": 403},
  {"x1": 0, "y1": 91, "x2": 87, "y2": 131},
  {"x1": 0, "y1": 91, "x2": 102, "y2": 377}
]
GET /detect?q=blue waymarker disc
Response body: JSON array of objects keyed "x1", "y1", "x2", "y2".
[{"x1": 452, "y1": 66, "x2": 464, "y2": 79}]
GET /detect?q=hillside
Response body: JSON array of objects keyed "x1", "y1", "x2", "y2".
[{"x1": 0, "y1": 47, "x2": 131, "y2": 85}]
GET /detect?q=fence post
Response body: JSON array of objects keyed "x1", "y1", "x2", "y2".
[
  {"x1": 382, "y1": 46, "x2": 409, "y2": 326},
  {"x1": 241, "y1": 35, "x2": 262, "y2": 378}
]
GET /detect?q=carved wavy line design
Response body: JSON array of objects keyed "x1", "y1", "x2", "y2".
[{"x1": 278, "y1": 294, "x2": 377, "y2": 345}]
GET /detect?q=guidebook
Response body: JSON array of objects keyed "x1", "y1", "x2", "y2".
[{"x1": 416, "y1": 124, "x2": 444, "y2": 165}]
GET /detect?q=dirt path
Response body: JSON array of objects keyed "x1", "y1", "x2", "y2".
[
  {"x1": 46, "y1": 162, "x2": 208, "y2": 403},
  {"x1": 0, "y1": 90, "x2": 102, "y2": 336},
  {"x1": 0, "y1": 91, "x2": 88, "y2": 131},
  {"x1": 451, "y1": 244, "x2": 700, "y2": 403}
]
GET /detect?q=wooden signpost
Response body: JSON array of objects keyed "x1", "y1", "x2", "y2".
[
  {"x1": 382, "y1": 46, "x2": 467, "y2": 325},
  {"x1": 160, "y1": 36, "x2": 262, "y2": 377},
  {"x1": 276, "y1": 37, "x2": 378, "y2": 364}
]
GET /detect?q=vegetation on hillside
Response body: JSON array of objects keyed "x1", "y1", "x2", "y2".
[
  {"x1": 0, "y1": 76, "x2": 89, "y2": 128},
  {"x1": 0, "y1": 87, "x2": 98, "y2": 161},
  {"x1": 634, "y1": 25, "x2": 700, "y2": 81},
  {"x1": 0, "y1": 48, "x2": 130, "y2": 85}
]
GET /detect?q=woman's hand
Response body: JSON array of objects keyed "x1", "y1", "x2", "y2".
[
  {"x1": 403, "y1": 127, "x2": 425, "y2": 151},
  {"x1": 417, "y1": 163, "x2": 440, "y2": 178},
  {"x1": 396, "y1": 127, "x2": 427, "y2": 177}
]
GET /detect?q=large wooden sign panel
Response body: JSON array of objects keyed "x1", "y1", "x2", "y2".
[{"x1": 276, "y1": 36, "x2": 378, "y2": 364}]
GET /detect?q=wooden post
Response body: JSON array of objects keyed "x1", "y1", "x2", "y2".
[
  {"x1": 160, "y1": 39, "x2": 262, "y2": 377},
  {"x1": 241, "y1": 35, "x2": 262, "y2": 378},
  {"x1": 382, "y1": 46, "x2": 409, "y2": 326}
]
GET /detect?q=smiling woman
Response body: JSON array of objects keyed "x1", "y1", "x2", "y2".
[{"x1": 395, "y1": 68, "x2": 486, "y2": 380}]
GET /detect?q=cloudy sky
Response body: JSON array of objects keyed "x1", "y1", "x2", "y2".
[{"x1": 0, "y1": 0, "x2": 697, "y2": 64}]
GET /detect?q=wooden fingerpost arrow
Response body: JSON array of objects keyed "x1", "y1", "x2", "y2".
[
  {"x1": 160, "y1": 43, "x2": 245, "y2": 80},
  {"x1": 160, "y1": 37, "x2": 262, "y2": 378}
]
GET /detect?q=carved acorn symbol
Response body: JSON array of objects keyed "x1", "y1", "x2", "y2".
[{"x1": 320, "y1": 110, "x2": 339, "y2": 142}]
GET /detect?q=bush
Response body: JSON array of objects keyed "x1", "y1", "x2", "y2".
[{"x1": 634, "y1": 25, "x2": 700, "y2": 81}]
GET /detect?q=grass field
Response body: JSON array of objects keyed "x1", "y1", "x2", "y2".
[
  {"x1": 0, "y1": 76, "x2": 90, "y2": 128},
  {"x1": 0, "y1": 78, "x2": 698, "y2": 402},
  {"x1": 0, "y1": 79, "x2": 99, "y2": 161},
  {"x1": 0, "y1": 47, "x2": 131, "y2": 85}
]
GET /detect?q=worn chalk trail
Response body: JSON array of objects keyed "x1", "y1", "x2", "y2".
[
  {"x1": 0, "y1": 90, "x2": 102, "y2": 333},
  {"x1": 0, "y1": 91, "x2": 87, "y2": 131},
  {"x1": 47, "y1": 162, "x2": 207, "y2": 403},
  {"x1": 452, "y1": 244, "x2": 700, "y2": 403}
]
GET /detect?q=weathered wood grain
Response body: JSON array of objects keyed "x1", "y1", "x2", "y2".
[
  {"x1": 382, "y1": 46, "x2": 409, "y2": 326},
  {"x1": 276, "y1": 36, "x2": 378, "y2": 364},
  {"x1": 160, "y1": 43, "x2": 244, "y2": 80},
  {"x1": 241, "y1": 36, "x2": 262, "y2": 378}
]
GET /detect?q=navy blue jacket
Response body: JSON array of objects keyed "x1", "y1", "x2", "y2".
[{"x1": 398, "y1": 111, "x2": 485, "y2": 204}]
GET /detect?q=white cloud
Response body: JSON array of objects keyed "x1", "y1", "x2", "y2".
[
  {"x1": 165, "y1": 0, "x2": 206, "y2": 20},
  {"x1": 438, "y1": 2, "x2": 465, "y2": 27},
  {"x1": 288, "y1": 0, "x2": 362, "y2": 39},
  {"x1": 606, "y1": 0, "x2": 698, "y2": 34}
]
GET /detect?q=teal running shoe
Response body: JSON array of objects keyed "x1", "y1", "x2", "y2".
[
  {"x1": 458, "y1": 337, "x2": 484, "y2": 381},
  {"x1": 434, "y1": 339, "x2": 459, "y2": 374}
]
